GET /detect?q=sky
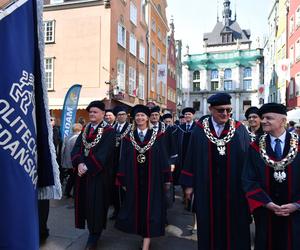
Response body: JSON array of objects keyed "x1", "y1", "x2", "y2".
[{"x1": 166, "y1": 0, "x2": 271, "y2": 54}]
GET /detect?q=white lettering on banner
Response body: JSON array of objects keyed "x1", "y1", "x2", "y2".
[
  {"x1": 0, "y1": 100, "x2": 38, "y2": 188},
  {"x1": 64, "y1": 106, "x2": 73, "y2": 138}
]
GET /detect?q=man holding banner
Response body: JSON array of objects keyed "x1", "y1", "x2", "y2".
[{"x1": 0, "y1": 0, "x2": 61, "y2": 249}]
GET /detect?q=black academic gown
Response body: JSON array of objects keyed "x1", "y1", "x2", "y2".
[
  {"x1": 180, "y1": 118, "x2": 251, "y2": 250},
  {"x1": 173, "y1": 122, "x2": 195, "y2": 185},
  {"x1": 71, "y1": 122, "x2": 116, "y2": 233},
  {"x1": 115, "y1": 129, "x2": 172, "y2": 238},
  {"x1": 242, "y1": 132, "x2": 300, "y2": 250},
  {"x1": 111, "y1": 122, "x2": 131, "y2": 209}
]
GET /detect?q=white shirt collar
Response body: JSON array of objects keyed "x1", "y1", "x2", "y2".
[
  {"x1": 137, "y1": 128, "x2": 148, "y2": 136},
  {"x1": 186, "y1": 121, "x2": 194, "y2": 126},
  {"x1": 269, "y1": 131, "x2": 287, "y2": 144}
]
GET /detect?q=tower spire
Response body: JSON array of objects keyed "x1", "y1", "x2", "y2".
[
  {"x1": 222, "y1": 0, "x2": 232, "y2": 26},
  {"x1": 217, "y1": 0, "x2": 219, "y2": 22}
]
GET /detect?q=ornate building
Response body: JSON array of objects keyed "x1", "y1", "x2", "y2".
[{"x1": 183, "y1": 0, "x2": 264, "y2": 120}]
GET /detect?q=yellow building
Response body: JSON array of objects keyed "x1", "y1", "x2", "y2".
[{"x1": 147, "y1": 0, "x2": 169, "y2": 108}]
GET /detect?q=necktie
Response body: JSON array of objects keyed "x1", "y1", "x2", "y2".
[
  {"x1": 89, "y1": 127, "x2": 94, "y2": 137},
  {"x1": 274, "y1": 138, "x2": 282, "y2": 160},
  {"x1": 186, "y1": 124, "x2": 190, "y2": 132},
  {"x1": 139, "y1": 131, "x2": 144, "y2": 142},
  {"x1": 117, "y1": 125, "x2": 121, "y2": 133},
  {"x1": 216, "y1": 125, "x2": 222, "y2": 137}
]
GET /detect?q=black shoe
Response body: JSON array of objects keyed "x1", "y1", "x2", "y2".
[{"x1": 85, "y1": 233, "x2": 99, "y2": 249}]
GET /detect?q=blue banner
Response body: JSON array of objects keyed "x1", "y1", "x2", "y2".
[
  {"x1": 60, "y1": 84, "x2": 82, "y2": 139},
  {"x1": 0, "y1": 0, "x2": 60, "y2": 249}
]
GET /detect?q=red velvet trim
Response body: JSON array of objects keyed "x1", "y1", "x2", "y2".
[
  {"x1": 115, "y1": 177, "x2": 121, "y2": 186},
  {"x1": 116, "y1": 172, "x2": 125, "y2": 176},
  {"x1": 181, "y1": 170, "x2": 193, "y2": 177},
  {"x1": 250, "y1": 142, "x2": 260, "y2": 152},
  {"x1": 90, "y1": 152, "x2": 103, "y2": 174},
  {"x1": 196, "y1": 121, "x2": 204, "y2": 129},
  {"x1": 247, "y1": 198, "x2": 265, "y2": 213},
  {"x1": 245, "y1": 188, "x2": 264, "y2": 198}
]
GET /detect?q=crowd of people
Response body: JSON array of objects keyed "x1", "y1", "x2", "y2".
[{"x1": 44, "y1": 92, "x2": 300, "y2": 250}]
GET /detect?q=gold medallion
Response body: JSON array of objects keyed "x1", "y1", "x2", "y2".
[{"x1": 137, "y1": 154, "x2": 146, "y2": 164}]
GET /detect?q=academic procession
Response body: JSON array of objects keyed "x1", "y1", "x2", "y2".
[{"x1": 2, "y1": 0, "x2": 300, "y2": 249}]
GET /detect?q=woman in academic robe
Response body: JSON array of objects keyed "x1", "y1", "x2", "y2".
[{"x1": 115, "y1": 104, "x2": 172, "y2": 250}]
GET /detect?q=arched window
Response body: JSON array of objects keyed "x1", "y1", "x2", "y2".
[
  {"x1": 224, "y1": 68, "x2": 232, "y2": 90},
  {"x1": 211, "y1": 69, "x2": 219, "y2": 90},
  {"x1": 193, "y1": 70, "x2": 200, "y2": 91},
  {"x1": 193, "y1": 70, "x2": 200, "y2": 80},
  {"x1": 243, "y1": 67, "x2": 252, "y2": 90}
]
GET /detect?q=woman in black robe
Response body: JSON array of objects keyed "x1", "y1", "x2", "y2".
[{"x1": 115, "y1": 104, "x2": 172, "y2": 250}]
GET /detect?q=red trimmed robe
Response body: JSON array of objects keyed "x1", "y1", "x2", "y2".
[
  {"x1": 71, "y1": 122, "x2": 116, "y2": 233},
  {"x1": 242, "y1": 132, "x2": 300, "y2": 250},
  {"x1": 180, "y1": 117, "x2": 251, "y2": 250},
  {"x1": 115, "y1": 129, "x2": 172, "y2": 238}
]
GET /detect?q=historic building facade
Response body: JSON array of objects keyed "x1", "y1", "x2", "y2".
[
  {"x1": 166, "y1": 18, "x2": 176, "y2": 115},
  {"x1": 287, "y1": 0, "x2": 300, "y2": 109},
  {"x1": 183, "y1": 0, "x2": 264, "y2": 120}
]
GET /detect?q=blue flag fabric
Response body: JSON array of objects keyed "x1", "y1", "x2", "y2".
[
  {"x1": 60, "y1": 84, "x2": 82, "y2": 140},
  {"x1": 0, "y1": 0, "x2": 61, "y2": 249}
]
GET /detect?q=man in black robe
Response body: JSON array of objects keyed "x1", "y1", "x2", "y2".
[
  {"x1": 173, "y1": 107, "x2": 196, "y2": 187},
  {"x1": 243, "y1": 103, "x2": 300, "y2": 250},
  {"x1": 71, "y1": 100, "x2": 116, "y2": 250},
  {"x1": 109, "y1": 106, "x2": 131, "y2": 220},
  {"x1": 245, "y1": 106, "x2": 264, "y2": 142},
  {"x1": 180, "y1": 93, "x2": 251, "y2": 250}
]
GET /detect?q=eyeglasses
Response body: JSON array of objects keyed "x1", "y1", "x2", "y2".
[
  {"x1": 50, "y1": 118, "x2": 55, "y2": 121},
  {"x1": 214, "y1": 108, "x2": 232, "y2": 114}
]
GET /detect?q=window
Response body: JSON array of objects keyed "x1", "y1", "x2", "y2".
[
  {"x1": 211, "y1": 69, "x2": 218, "y2": 80},
  {"x1": 45, "y1": 58, "x2": 54, "y2": 90},
  {"x1": 130, "y1": 1, "x2": 137, "y2": 25},
  {"x1": 138, "y1": 73, "x2": 145, "y2": 99},
  {"x1": 193, "y1": 71, "x2": 200, "y2": 80},
  {"x1": 211, "y1": 69, "x2": 219, "y2": 90},
  {"x1": 151, "y1": 42, "x2": 156, "y2": 58},
  {"x1": 128, "y1": 67, "x2": 136, "y2": 95},
  {"x1": 193, "y1": 70, "x2": 200, "y2": 91},
  {"x1": 296, "y1": 73, "x2": 300, "y2": 95},
  {"x1": 139, "y1": 42, "x2": 145, "y2": 63},
  {"x1": 193, "y1": 101, "x2": 200, "y2": 111},
  {"x1": 243, "y1": 67, "x2": 252, "y2": 78},
  {"x1": 162, "y1": 54, "x2": 166, "y2": 64},
  {"x1": 151, "y1": 63, "x2": 155, "y2": 91},
  {"x1": 157, "y1": 27, "x2": 162, "y2": 40},
  {"x1": 290, "y1": 45, "x2": 295, "y2": 64},
  {"x1": 296, "y1": 40, "x2": 300, "y2": 61},
  {"x1": 141, "y1": 0, "x2": 146, "y2": 22},
  {"x1": 289, "y1": 78, "x2": 294, "y2": 98},
  {"x1": 296, "y1": 7, "x2": 300, "y2": 28},
  {"x1": 151, "y1": 18, "x2": 156, "y2": 32},
  {"x1": 117, "y1": 23, "x2": 126, "y2": 48},
  {"x1": 290, "y1": 16, "x2": 294, "y2": 36},
  {"x1": 243, "y1": 67, "x2": 252, "y2": 90},
  {"x1": 44, "y1": 20, "x2": 55, "y2": 43},
  {"x1": 224, "y1": 68, "x2": 233, "y2": 90},
  {"x1": 129, "y1": 33, "x2": 137, "y2": 56},
  {"x1": 193, "y1": 82, "x2": 201, "y2": 91},
  {"x1": 157, "y1": 48, "x2": 161, "y2": 63},
  {"x1": 117, "y1": 60, "x2": 125, "y2": 91}
]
